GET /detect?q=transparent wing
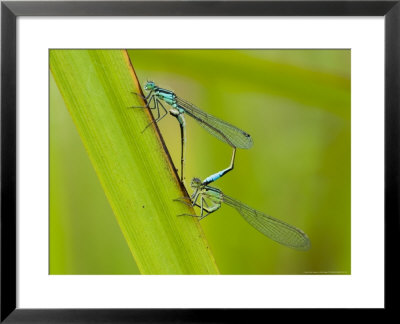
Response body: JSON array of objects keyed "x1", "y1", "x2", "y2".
[
  {"x1": 221, "y1": 194, "x2": 311, "y2": 251},
  {"x1": 176, "y1": 97, "x2": 253, "y2": 149}
]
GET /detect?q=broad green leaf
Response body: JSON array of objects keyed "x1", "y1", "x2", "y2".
[{"x1": 50, "y1": 49, "x2": 219, "y2": 274}]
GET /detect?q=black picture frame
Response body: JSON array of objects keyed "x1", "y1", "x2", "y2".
[{"x1": 1, "y1": 0, "x2": 398, "y2": 322}]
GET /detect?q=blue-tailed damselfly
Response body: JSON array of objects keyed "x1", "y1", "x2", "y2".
[
  {"x1": 131, "y1": 81, "x2": 253, "y2": 183},
  {"x1": 175, "y1": 177, "x2": 311, "y2": 251}
]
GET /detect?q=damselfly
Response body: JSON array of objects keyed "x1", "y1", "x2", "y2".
[
  {"x1": 175, "y1": 178, "x2": 311, "y2": 251},
  {"x1": 131, "y1": 81, "x2": 253, "y2": 183}
]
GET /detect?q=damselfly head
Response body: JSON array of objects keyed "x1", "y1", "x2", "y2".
[
  {"x1": 144, "y1": 81, "x2": 156, "y2": 91},
  {"x1": 190, "y1": 178, "x2": 202, "y2": 189}
]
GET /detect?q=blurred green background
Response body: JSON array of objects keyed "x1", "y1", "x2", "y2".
[{"x1": 50, "y1": 49, "x2": 350, "y2": 275}]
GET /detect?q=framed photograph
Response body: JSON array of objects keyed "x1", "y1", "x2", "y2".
[{"x1": 1, "y1": 0, "x2": 397, "y2": 321}]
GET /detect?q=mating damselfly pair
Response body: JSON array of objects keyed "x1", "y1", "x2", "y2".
[{"x1": 132, "y1": 81, "x2": 311, "y2": 251}]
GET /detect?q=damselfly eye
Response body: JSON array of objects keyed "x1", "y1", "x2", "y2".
[
  {"x1": 144, "y1": 81, "x2": 155, "y2": 91},
  {"x1": 190, "y1": 178, "x2": 202, "y2": 188}
]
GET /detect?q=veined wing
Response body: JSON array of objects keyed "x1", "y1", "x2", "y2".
[
  {"x1": 176, "y1": 97, "x2": 253, "y2": 149},
  {"x1": 221, "y1": 194, "x2": 311, "y2": 251}
]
